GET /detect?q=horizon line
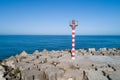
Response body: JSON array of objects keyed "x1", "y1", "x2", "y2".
[{"x1": 0, "y1": 34, "x2": 120, "y2": 36}]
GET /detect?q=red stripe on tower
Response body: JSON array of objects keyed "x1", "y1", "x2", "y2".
[
  {"x1": 72, "y1": 42, "x2": 75, "y2": 44},
  {"x1": 72, "y1": 46, "x2": 75, "y2": 48},
  {"x1": 71, "y1": 54, "x2": 75, "y2": 57},
  {"x1": 72, "y1": 27, "x2": 75, "y2": 30},
  {"x1": 72, "y1": 37, "x2": 75, "y2": 39},
  {"x1": 72, "y1": 32, "x2": 75, "y2": 35}
]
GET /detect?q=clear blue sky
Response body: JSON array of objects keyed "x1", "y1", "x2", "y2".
[{"x1": 0, "y1": 0, "x2": 120, "y2": 35}]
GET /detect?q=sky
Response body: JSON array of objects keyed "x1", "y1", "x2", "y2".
[{"x1": 0, "y1": 0, "x2": 120, "y2": 35}]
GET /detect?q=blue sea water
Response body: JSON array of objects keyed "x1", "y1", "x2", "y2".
[{"x1": 0, "y1": 35, "x2": 120, "y2": 60}]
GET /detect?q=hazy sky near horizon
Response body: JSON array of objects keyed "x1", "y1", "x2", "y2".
[{"x1": 0, "y1": 0, "x2": 120, "y2": 35}]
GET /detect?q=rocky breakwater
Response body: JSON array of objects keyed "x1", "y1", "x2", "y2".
[{"x1": 1, "y1": 48, "x2": 120, "y2": 80}]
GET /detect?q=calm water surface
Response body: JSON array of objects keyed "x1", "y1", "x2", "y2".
[{"x1": 0, "y1": 35, "x2": 120, "y2": 60}]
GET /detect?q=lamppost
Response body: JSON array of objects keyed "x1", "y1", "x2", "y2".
[{"x1": 70, "y1": 20, "x2": 78, "y2": 60}]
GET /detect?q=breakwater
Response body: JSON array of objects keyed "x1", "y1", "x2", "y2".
[{"x1": 0, "y1": 48, "x2": 120, "y2": 80}]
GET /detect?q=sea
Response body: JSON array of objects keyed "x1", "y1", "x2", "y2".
[{"x1": 0, "y1": 35, "x2": 120, "y2": 60}]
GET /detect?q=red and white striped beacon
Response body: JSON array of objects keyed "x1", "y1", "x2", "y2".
[{"x1": 70, "y1": 20, "x2": 78, "y2": 60}]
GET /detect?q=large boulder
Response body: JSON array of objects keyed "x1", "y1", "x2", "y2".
[
  {"x1": 63, "y1": 69, "x2": 83, "y2": 80},
  {"x1": 45, "y1": 67, "x2": 64, "y2": 80},
  {"x1": 0, "y1": 65, "x2": 5, "y2": 80},
  {"x1": 5, "y1": 56, "x2": 17, "y2": 69},
  {"x1": 56, "y1": 62, "x2": 73, "y2": 71},
  {"x1": 79, "y1": 49, "x2": 87, "y2": 55},
  {"x1": 88, "y1": 48, "x2": 96, "y2": 52},
  {"x1": 20, "y1": 51, "x2": 28, "y2": 57},
  {"x1": 109, "y1": 71, "x2": 120, "y2": 80},
  {"x1": 99, "y1": 48, "x2": 107, "y2": 52},
  {"x1": 42, "y1": 49, "x2": 48, "y2": 54},
  {"x1": 33, "y1": 50, "x2": 40, "y2": 55},
  {"x1": 86, "y1": 70, "x2": 108, "y2": 80},
  {"x1": 6, "y1": 60, "x2": 15, "y2": 69}
]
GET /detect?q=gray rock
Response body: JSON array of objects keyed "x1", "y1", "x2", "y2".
[
  {"x1": 109, "y1": 71, "x2": 120, "y2": 80},
  {"x1": 0, "y1": 65, "x2": 5, "y2": 80},
  {"x1": 88, "y1": 48, "x2": 96, "y2": 52},
  {"x1": 33, "y1": 50, "x2": 40, "y2": 55},
  {"x1": 42, "y1": 49, "x2": 48, "y2": 54},
  {"x1": 64, "y1": 69, "x2": 83, "y2": 80},
  {"x1": 99, "y1": 48, "x2": 107, "y2": 52},
  {"x1": 86, "y1": 70, "x2": 108, "y2": 80},
  {"x1": 20, "y1": 51, "x2": 28, "y2": 57}
]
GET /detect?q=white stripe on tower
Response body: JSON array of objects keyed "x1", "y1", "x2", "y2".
[
  {"x1": 72, "y1": 35, "x2": 75, "y2": 37},
  {"x1": 72, "y1": 27, "x2": 75, "y2": 60}
]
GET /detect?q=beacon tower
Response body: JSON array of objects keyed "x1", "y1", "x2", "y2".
[{"x1": 70, "y1": 20, "x2": 78, "y2": 60}]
